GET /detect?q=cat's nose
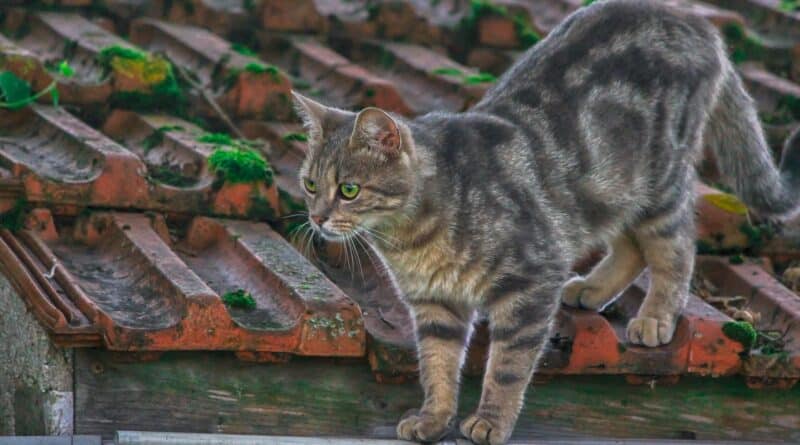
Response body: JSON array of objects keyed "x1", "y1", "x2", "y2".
[{"x1": 311, "y1": 214, "x2": 328, "y2": 226}]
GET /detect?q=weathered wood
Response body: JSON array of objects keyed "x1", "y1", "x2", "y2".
[
  {"x1": 114, "y1": 431, "x2": 767, "y2": 445},
  {"x1": 75, "y1": 349, "x2": 800, "y2": 442}
]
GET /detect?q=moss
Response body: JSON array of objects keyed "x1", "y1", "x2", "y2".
[
  {"x1": 364, "y1": 88, "x2": 375, "y2": 98},
  {"x1": 722, "y1": 23, "x2": 765, "y2": 65},
  {"x1": 0, "y1": 199, "x2": 27, "y2": 232},
  {"x1": 198, "y1": 132, "x2": 235, "y2": 146},
  {"x1": 248, "y1": 193, "x2": 277, "y2": 221},
  {"x1": 432, "y1": 67, "x2": 496, "y2": 84},
  {"x1": 223, "y1": 62, "x2": 282, "y2": 89},
  {"x1": 142, "y1": 125, "x2": 184, "y2": 152},
  {"x1": 231, "y1": 43, "x2": 257, "y2": 57},
  {"x1": 282, "y1": 132, "x2": 308, "y2": 143},
  {"x1": 99, "y1": 45, "x2": 184, "y2": 112},
  {"x1": 432, "y1": 67, "x2": 463, "y2": 77},
  {"x1": 457, "y1": 0, "x2": 539, "y2": 49},
  {"x1": 149, "y1": 165, "x2": 197, "y2": 187},
  {"x1": 463, "y1": 72, "x2": 497, "y2": 84},
  {"x1": 222, "y1": 289, "x2": 256, "y2": 310},
  {"x1": 729, "y1": 254, "x2": 744, "y2": 265},
  {"x1": 722, "y1": 321, "x2": 757, "y2": 349},
  {"x1": 779, "y1": 0, "x2": 799, "y2": 12},
  {"x1": 208, "y1": 147, "x2": 273, "y2": 184},
  {"x1": 739, "y1": 222, "x2": 775, "y2": 252}
]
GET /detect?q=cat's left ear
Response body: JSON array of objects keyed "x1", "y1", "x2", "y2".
[{"x1": 350, "y1": 108, "x2": 402, "y2": 159}]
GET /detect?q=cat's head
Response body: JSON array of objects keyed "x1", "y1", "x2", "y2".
[{"x1": 292, "y1": 92, "x2": 416, "y2": 241}]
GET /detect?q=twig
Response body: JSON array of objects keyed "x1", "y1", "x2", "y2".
[{"x1": 172, "y1": 63, "x2": 245, "y2": 139}]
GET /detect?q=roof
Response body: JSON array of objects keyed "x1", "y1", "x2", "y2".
[{"x1": 0, "y1": 0, "x2": 799, "y2": 387}]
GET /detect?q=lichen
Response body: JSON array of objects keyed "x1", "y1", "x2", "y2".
[
  {"x1": 222, "y1": 289, "x2": 256, "y2": 310},
  {"x1": 722, "y1": 321, "x2": 757, "y2": 349}
]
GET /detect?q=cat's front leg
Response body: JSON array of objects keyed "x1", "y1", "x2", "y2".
[
  {"x1": 397, "y1": 300, "x2": 473, "y2": 442},
  {"x1": 461, "y1": 279, "x2": 561, "y2": 445}
]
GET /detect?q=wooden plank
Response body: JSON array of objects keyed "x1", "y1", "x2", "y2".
[{"x1": 75, "y1": 350, "x2": 800, "y2": 442}]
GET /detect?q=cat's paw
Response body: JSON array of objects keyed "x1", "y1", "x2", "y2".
[
  {"x1": 626, "y1": 315, "x2": 676, "y2": 347},
  {"x1": 560, "y1": 277, "x2": 609, "y2": 310},
  {"x1": 460, "y1": 413, "x2": 511, "y2": 445},
  {"x1": 396, "y1": 409, "x2": 451, "y2": 443}
]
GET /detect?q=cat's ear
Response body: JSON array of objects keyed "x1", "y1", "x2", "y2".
[
  {"x1": 291, "y1": 91, "x2": 348, "y2": 145},
  {"x1": 350, "y1": 108, "x2": 402, "y2": 159}
]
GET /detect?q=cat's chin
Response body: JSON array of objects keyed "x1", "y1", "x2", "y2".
[{"x1": 317, "y1": 227, "x2": 352, "y2": 242}]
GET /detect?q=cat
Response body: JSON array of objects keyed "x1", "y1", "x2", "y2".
[{"x1": 291, "y1": 0, "x2": 800, "y2": 443}]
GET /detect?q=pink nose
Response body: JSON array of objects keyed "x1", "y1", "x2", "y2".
[{"x1": 311, "y1": 215, "x2": 328, "y2": 226}]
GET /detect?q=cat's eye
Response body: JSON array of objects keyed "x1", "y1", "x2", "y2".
[
  {"x1": 303, "y1": 178, "x2": 316, "y2": 194},
  {"x1": 339, "y1": 183, "x2": 360, "y2": 200}
]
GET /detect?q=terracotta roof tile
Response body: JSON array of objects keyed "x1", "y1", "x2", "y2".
[{"x1": 0, "y1": 0, "x2": 799, "y2": 388}]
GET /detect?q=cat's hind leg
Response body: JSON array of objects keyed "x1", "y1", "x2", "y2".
[
  {"x1": 561, "y1": 233, "x2": 645, "y2": 310},
  {"x1": 627, "y1": 200, "x2": 694, "y2": 347}
]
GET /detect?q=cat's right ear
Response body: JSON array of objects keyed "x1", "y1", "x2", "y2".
[{"x1": 291, "y1": 91, "x2": 350, "y2": 145}]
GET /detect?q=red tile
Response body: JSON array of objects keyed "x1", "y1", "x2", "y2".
[{"x1": 1, "y1": 211, "x2": 365, "y2": 356}]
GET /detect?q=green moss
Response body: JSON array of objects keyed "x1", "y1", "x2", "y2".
[
  {"x1": 248, "y1": 193, "x2": 277, "y2": 221},
  {"x1": 583, "y1": 0, "x2": 598, "y2": 5},
  {"x1": 432, "y1": 67, "x2": 463, "y2": 77},
  {"x1": 208, "y1": 147, "x2": 273, "y2": 184},
  {"x1": 0, "y1": 199, "x2": 27, "y2": 232},
  {"x1": 142, "y1": 125, "x2": 184, "y2": 152},
  {"x1": 722, "y1": 321, "x2": 757, "y2": 349},
  {"x1": 99, "y1": 45, "x2": 185, "y2": 112},
  {"x1": 223, "y1": 62, "x2": 282, "y2": 89},
  {"x1": 739, "y1": 222, "x2": 775, "y2": 252},
  {"x1": 457, "y1": 0, "x2": 539, "y2": 49},
  {"x1": 231, "y1": 43, "x2": 257, "y2": 57},
  {"x1": 779, "y1": 0, "x2": 799, "y2": 12},
  {"x1": 364, "y1": 88, "x2": 375, "y2": 98},
  {"x1": 222, "y1": 289, "x2": 256, "y2": 310},
  {"x1": 722, "y1": 23, "x2": 765, "y2": 65},
  {"x1": 282, "y1": 132, "x2": 308, "y2": 143},
  {"x1": 198, "y1": 132, "x2": 235, "y2": 146},
  {"x1": 148, "y1": 165, "x2": 197, "y2": 187},
  {"x1": 729, "y1": 254, "x2": 744, "y2": 265},
  {"x1": 463, "y1": 72, "x2": 497, "y2": 84}
]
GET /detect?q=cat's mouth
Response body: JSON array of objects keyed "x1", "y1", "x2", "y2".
[{"x1": 312, "y1": 221, "x2": 356, "y2": 241}]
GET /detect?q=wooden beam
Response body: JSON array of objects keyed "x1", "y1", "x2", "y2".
[{"x1": 75, "y1": 350, "x2": 800, "y2": 441}]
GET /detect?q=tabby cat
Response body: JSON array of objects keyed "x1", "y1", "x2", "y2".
[{"x1": 292, "y1": 0, "x2": 800, "y2": 443}]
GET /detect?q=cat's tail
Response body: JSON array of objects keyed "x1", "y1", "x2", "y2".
[{"x1": 705, "y1": 62, "x2": 800, "y2": 220}]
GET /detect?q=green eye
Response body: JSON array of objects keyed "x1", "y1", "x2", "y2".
[
  {"x1": 303, "y1": 178, "x2": 316, "y2": 194},
  {"x1": 339, "y1": 183, "x2": 360, "y2": 200}
]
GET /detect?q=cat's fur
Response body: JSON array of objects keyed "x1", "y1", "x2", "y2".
[{"x1": 292, "y1": 1, "x2": 800, "y2": 443}]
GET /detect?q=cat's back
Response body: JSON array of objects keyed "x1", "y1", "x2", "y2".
[{"x1": 477, "y1": 0, "x2": 724, "y2": 110}]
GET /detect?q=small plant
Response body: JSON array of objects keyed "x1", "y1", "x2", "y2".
[
  {"x1": 0, "y1": 60, "x2": 74, "y2": 109},
  {"x1": 222, "y1": 289, "x2": 256, "y2": 309}
]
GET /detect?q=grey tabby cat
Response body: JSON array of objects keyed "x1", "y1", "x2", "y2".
[{"x1": 291, "y1": 0, "x2": 800, "y2": 443}]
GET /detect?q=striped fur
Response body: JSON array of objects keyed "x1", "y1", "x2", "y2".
[{"x1": 293, "y1": 1, "x2": 800, "y2": 443}]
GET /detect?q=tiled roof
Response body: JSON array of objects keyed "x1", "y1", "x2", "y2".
[{"x1": 1, "y1": 0, "x2": 800, "y2": 388}]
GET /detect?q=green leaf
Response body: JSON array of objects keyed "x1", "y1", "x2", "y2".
[
  {"x1": 58, "y1": 60, "x2": 75, "y2": 78},
  {"x1": 0, "y1": 71, "x2": 32, "y2": 109}
]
